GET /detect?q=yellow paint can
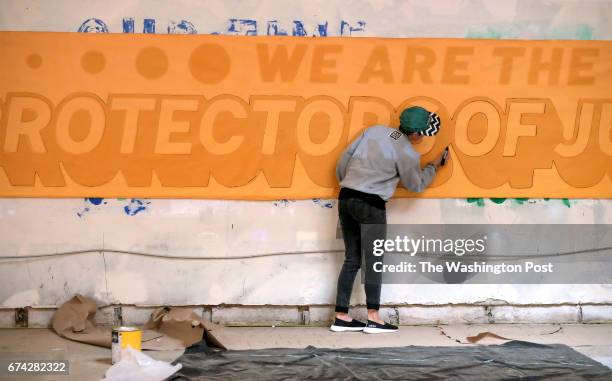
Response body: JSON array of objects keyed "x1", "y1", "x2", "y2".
[{"x1": 111, "y1": 326, "x2": 142, "y2": 364}]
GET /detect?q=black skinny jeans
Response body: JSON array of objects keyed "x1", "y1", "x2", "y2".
[{"x1": 335, "y1": 188, "x2": 387, "y2": 313}]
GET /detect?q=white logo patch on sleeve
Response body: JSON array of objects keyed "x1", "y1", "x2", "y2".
[{"x1": 389, "y1": 130, "x2": 402, "y2": 140}]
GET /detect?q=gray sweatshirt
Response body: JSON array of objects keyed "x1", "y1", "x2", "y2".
[{"x1": 336, "y1": 125, "x2": 436, "y2": 201}]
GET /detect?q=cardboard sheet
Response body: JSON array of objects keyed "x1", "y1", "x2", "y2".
[
  {"x1": 51, "y1": 294, "x2": 110, "y2": 348},
  {"x1": 1, "y1": 32, "x2": 611, "y2": 198},
  {"x1": 51, "y1": 295, "x2": 224, "y2": 350},
  {"x1": 144, "y1": 307, "x2": 225, "y2": 350}
]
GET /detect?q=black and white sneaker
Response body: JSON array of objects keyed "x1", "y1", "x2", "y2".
[
  {"x1": 330, "y1": 317, "x2": 366, "y2": 332},
  {"x1": 363, "y1": 320, "x2": 398, "y2": 334}
]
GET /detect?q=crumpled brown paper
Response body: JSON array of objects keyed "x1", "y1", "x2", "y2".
[
  {"x1": 466, "y1": 331, "x2": 512, "y2": 343},
  {"x1": 51, "y1": 294, "x2": 225, "y2": 350},
  {"x1": 143, "y1": 307, "x2": 225, "y2": 350},
  {"x1": 51, "y1": 294, "x2": 110, "y2": 347}
]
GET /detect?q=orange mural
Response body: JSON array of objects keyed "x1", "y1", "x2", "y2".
[{"x1": 0, "y1": 32, "x2": 610, "y2": 199}]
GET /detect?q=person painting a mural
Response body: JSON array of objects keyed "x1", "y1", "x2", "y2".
[{"x1": 331, "y1": 106, "x2": 446, "y2": 334}]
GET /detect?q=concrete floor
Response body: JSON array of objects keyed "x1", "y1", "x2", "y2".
[{"x1": 1, "y1": 324, "x2": 611, "y2": 380}]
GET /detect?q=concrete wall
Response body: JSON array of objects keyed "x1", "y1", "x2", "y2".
[{"x1": 1, "y1": 0, "x2": 612, "y2": 325}]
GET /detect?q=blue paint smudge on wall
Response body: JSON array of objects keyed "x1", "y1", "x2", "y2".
[
  {"x1": 312, "y1": 199, "x2": 336, "y2": 209},
  {"x1": 80, "y1": 17, "x2": 357, "y2": 37},
  {"x1": 143, "y1": 18, "x2": 156, "y2": 33},
  {"x1": 76, "y1": 207, "x2": 90, "y2": 218},
  {"x1": 77, "y1": 198, "x2": 107, "y2": 217},
  {"x1": 124, "y1": 198, "x2": 151, "y2": 216},
  {"x1": 317, "y1": 22, "x2": 329, "y2": 37},
  {"x1": 340, "y1": 20, "x2": 365, "y2": 36},
  {"x1": 292, "y1": 21, "x2": 307, "y2": 36},
  {"x1": 77, "y1": 18, "x2": 109, "y2": 33},
  {"x1": 273, "y1": 199, "x2": 295, "y2": 207},
  {"x1": 228, "y1": 19, "x2": 257, "y2": 36},
  {"x1": 267, "y1": 21, "x2": 288, "y2": 36},
  {"x1": 122, "y1": 17, "x2": 135, "y2": 33},
  {"x1": 268, "y1": 20, "x2": 328, "y2": 37},
  {"x1": 76, "y1": 198, "x2": 151, "y2": 218},
  {"x1": 168, "y1": 20, "x2": 197, "y2": 34}
]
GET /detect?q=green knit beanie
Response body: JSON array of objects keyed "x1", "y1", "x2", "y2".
[{"x1": 399, "y1": 106, "x2": 441, "y2": 136}]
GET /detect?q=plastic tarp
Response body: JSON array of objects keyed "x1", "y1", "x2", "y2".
[{"x1": 170, "y1": 340, "x2": 612, "y2": 380}]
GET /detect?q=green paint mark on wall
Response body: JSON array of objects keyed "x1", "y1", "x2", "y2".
[
  {"x1": 465, "y1": 198, "x2": 572, "y2": 207},
  {"x1": 575, "y1": 24, "x2": 594, "y2": 40},
  {"x1": 467, "y1": 198, "x2": 485, "y2": 207},
  {"x1": 466, "y1": 23, "x2": 595, "y2": 41},
  {"x1": 465, "y1": 26, "x2": 513, "y2": 39},
  {"x1": 549, "y1": 24, "x2": 594, "y2": 40}
]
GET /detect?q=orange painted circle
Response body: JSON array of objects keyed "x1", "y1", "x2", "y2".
[
  {"x1": 189, "y1": 44, "x2": 231, "y2": 84},
  {"x1": 26, "y1": 54, "x2": 42, "y2": 69},
  {"x1": 136, "y1": 46, "x2": 168, "y2": 79},
  {"x1": 81, "y1": 50, "x2": 106, "y2": 74}
]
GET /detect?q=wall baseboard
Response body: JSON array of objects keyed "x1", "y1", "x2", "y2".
[{"x1": 1, "y1": 304, "x2": 611, "y2": 328}]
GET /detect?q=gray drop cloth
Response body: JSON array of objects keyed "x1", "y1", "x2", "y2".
[{"x1": 170, "y1": 340, "x2": 612, "y2": 380}]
